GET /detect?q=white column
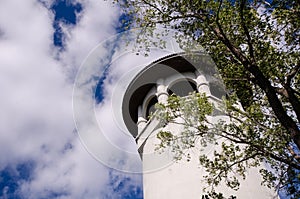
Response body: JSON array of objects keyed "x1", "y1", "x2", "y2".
[
  {"x1": 137, "y1": 105, "x2": 147, "y2": 133},
  {"x1": 156, "y1": 79, "x2": 168, "y2": 104},
  {"x1": 195, "y1": 74, "x2": 211, "y2": 95}
]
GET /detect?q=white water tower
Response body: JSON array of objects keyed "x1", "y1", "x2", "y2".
[{"x1": 122, "y1": 53, "x2": 278, "y2": 199}]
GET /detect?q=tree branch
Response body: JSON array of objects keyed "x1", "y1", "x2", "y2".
[
  {"x1": 239, "y1": 0, "x2": 255, "y2": 61},
  {"x1": 286, "y1": 63, "x2": 300, "y2": 86},
  {"x1": 218, "y1": 129, "x2": 300, "y2": 170},
  {"x1": 210, "y1": 153, "x2": 260, "y2": 187},
  {"x1": 211, "y1": 14, "x2": 300, "y2": 151},
  {"x1": 288, "y1": 145, "x2": 300, "y2": 162},
  {"x1": 140, "y1": 0, "x2": 164, "y2": 16}
]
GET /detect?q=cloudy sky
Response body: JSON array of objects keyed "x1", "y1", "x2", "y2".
[
  {"x1": 0, "y1": 0, "x2": 293, "y2": 198},
  {"x1": 0, "y1": 0, "x2": 151, "y2": 198}
]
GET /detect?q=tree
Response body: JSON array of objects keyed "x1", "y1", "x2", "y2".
[{"x1": 116, "y1": 0, "x2": 300, "y2": 198}]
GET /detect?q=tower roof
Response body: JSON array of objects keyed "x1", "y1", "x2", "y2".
[{"x1": 122, "y1": 53, "x2": 218, "y2": 138}]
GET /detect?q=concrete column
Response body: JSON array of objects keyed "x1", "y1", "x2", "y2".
[
  {"x1": 196, "y1": 74, "x2": 210, "y2": 95},
  {"x1": 156, "y1": 80, "x2": 168, "y2": 104},
  {"x1": 137, "y1": 105, "x2": 147, "y2": 133}
]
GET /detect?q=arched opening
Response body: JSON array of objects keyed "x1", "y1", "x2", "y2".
[
  {"x1": 209, "y1": 81, "x2": 226, "y2": 99},
  {"x1": 168, "y1": 79, "x2": 197, "y2": 97},
  {"x1": 145, "y1": 96, "x2": 158, "y2": 119}
]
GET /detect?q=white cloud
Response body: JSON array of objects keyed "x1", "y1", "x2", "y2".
[
  {"x1": 0, "y1": 0, "x2": 142, "y2": 198},
  {"x1": 59, "y1": 0, "x2": 120, "y2": 79},
  {"x1": 71, "y1": 27, "x2": 183, "y2": 174},
  {"x1": 0, "y1": 0, "x2": 62, "y2": 166}
]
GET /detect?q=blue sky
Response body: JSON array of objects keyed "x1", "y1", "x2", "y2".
[
  {"x1": 0, "y1": 1, "x2": 293, "y2": 199},
  {"x1": 0, "y1": 0, "x2": 143, "y2": 198},
  {"x1": 51, "y1": 0, "x2": 83, "y2": 47}
]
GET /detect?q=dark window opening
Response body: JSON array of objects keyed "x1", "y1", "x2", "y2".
[
  {"x1": 146, "y1": 97, "x2": 158, "y2": 119},
  {"x1": 168, "y1": 80, "x2": 197, "y2": 97},
  {"x1": 201, "y1": 194, "x2": 237, "y2": 199},
  {"x1": 209, "y1": 81, "x2": 226, "y2": 99}
]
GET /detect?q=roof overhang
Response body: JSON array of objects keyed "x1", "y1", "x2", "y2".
[{"x1": 122, "y1": 53, "x2": 218, "y2": 138}]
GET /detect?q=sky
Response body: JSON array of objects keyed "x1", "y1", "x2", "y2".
[
  {"x1": 0, "y1": 1, "x2": 292, "y2": 199},
  {"x1": 0, "y1": 0, "x2": 145, "y2": 198}
]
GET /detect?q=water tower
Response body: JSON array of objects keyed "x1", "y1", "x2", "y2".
[{"x1": 122, "y1": 53, "x2": 278, "y2": 199}]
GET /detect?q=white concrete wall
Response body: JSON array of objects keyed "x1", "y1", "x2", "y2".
[
  {"x1": 135, "y1": 72, "x2": 278, "y2": 199},
  {"x1": 140, "y1": 114, "x2": 278, "y2": 199}
]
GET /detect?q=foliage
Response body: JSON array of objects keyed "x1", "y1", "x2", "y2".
[
  {"x1": 116, "y1": 0, "x2": 300, "y2": 198},
  {"x1": 154, "y1": 92, "x2": 299, "y2": 197},
  {"x1": 154, "y1": 92, "x2": 214, "y2": 162}
]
